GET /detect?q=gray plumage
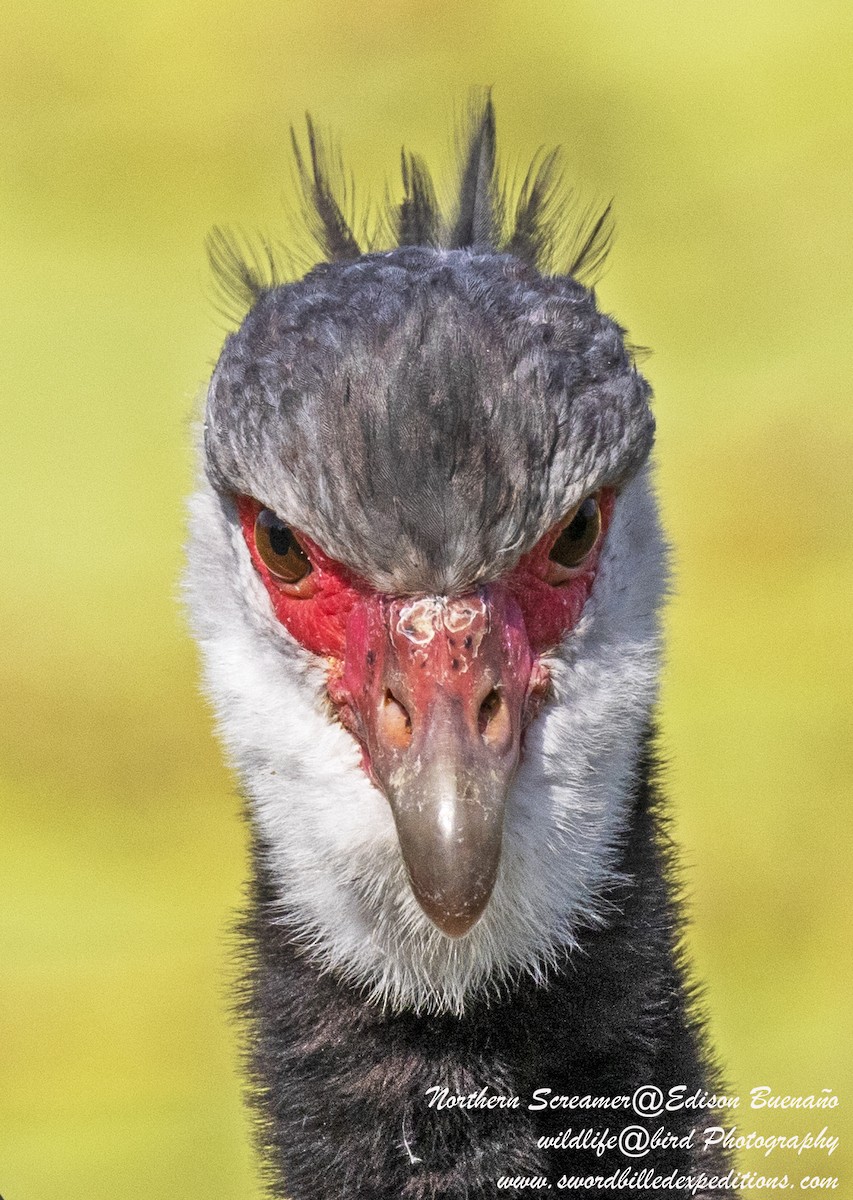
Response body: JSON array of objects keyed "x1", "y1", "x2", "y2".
[{"x1": 204, "y1": 249, "x2": 653, "y2": 594}]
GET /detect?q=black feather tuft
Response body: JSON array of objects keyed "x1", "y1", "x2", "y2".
[
  {"x1": 448, "y1": 91, "x2": 500, "y2": 249},
  {"x1": 290, "y1": 116, "x2": 362, "y2": 263},
  {"x1": 207, "y1": 95, "x2": 617, "y2": 326},
  {"x1": 503, "y1": 148, "x2": 564, "y2": 270},
  {"x1": 398, "y1": 150, "x2": 439, "y2": 247},
  {"x1": 206, "y1": 226, "x2": 284, "y2": 325},
  {"x1": 564, "y1": 199, "x2": 615, "y2": 284}
]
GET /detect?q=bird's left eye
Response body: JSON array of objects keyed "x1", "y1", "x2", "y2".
[
  {"x1": 254, "y1": 509, "x2": 314, "y2": 594},
  {"x1": 547, "y1": 495, "x2": 602, "y2": 581}
]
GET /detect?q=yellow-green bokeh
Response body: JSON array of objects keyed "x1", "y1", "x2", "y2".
[{"x1": 1, "y1": 3, "x2": 850, "y2": 1196}]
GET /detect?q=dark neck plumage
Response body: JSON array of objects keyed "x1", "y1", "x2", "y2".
[{"x1": 237, "y1": 731, "x2": 734, "y2": 1199}]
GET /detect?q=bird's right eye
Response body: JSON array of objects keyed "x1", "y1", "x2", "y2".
[{"x1": 254, "y1": 509, "x2": 314, "y2": 595}]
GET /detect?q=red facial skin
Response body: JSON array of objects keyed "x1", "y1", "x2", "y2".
[
  {"x1": 236, "y1": 489, "x2": 614, "y2": 666},
  {"x1": 236, "y1": 490, "x2": 614, "y2": 784}
]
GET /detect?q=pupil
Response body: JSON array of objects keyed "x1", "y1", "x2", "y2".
[
  {"x1": 268, "y1": 522, "x2": 292, "y2": 557},
  {"x1": 567, "y1": 508, "x2": 589, "y2": 541}
]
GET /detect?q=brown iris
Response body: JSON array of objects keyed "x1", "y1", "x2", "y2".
[
  {"x1": 548, "y1": 495, "x2": 602, "y2": 575},
  {"x1": 254, "y1": 508, "x2": 313, "y2": 591}
]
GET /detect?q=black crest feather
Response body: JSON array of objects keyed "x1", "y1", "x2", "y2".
[
  {"x1": 206, "y1": 226, "x2": 285, "y2": 324},
  {"x1": 290, "y1": 116, "x2": 362, "y2": 263},
  {"x1": 564, "y1": 200, "x2": 614, "y2": 282},
  {"x1": 449, "y1": 92, "x2": 500, "y2": 249},
  {"x1": 210, "y1": 94, "x2": 615, "y2": 323},
  {"x1": 398, "y1": 151, "x2": 439, "y2": 247},
  {"x1": 503, "y1": 148, "x2": 564, "y2": 270}
]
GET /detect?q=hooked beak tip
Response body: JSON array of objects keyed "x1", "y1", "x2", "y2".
[
  {"x1": 412, "y1": 891, "x2": 492, "y2": 938},
  {"x1": 389, "y1": 772, "x2": 504, "y2": 939}
]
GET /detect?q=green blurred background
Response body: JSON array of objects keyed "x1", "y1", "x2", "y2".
[{"x1": 1, "y1": 2, "x2": 850, "y2": 1196}]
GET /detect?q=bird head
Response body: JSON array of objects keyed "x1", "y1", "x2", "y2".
[{"x1": 186, "y1": 100, "x2": 667, "y2": 1013}]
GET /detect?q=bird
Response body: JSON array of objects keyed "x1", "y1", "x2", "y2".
[{"x1": 186, "y1": 96, "x2": 736, "y2": 1199}]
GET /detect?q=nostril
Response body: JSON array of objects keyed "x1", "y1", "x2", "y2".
[
  {"x1": 478, "y1": 688, "x2": 501, "y2": 733},
  {"x1": 478, "y1": 687, "x2": 510, "y2": 747},
  {"x1": 380, "y1": 689, "x2": 413, "y2": 749}
]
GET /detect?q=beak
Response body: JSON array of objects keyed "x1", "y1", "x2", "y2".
[{"x1": 334, "y1": 586, "x2": 543, "y2": 937}]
